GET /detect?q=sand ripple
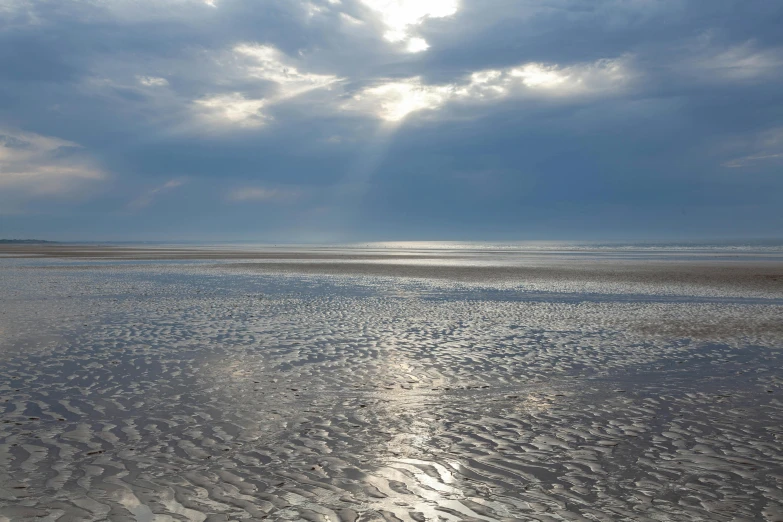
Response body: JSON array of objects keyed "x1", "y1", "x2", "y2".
[{"x1": 1, "y1": 258, "x2": 782, "y2": 521}]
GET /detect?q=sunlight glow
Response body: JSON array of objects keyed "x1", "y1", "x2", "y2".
[
  {"x1": 234, "y1": 44, "x2": 340, "y2": 99},
  {"x1": 350, "y1": 78, "x2": 453, "y2": 122},
  {"x1": 346, "y1": 57, "x2": 631, "y2": 122},
  {"x1": 360, "y1": 0, "x2": 458, "y2": 52},
  {"x1": 193, "y1": 44, "x2": 343, "y2": 128},
  {"x1": 406, "y1": 37, "x2": 430, "y2": 53},
  {"x1": 509, "y1": 64, "x2": 569, "y2": 88}
]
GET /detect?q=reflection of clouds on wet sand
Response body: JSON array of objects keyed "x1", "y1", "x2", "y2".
[{"x1": 0, "y1": 254, "x2": 782, "y2": 520}]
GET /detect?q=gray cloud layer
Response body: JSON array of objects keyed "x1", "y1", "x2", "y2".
[{"x1": 1, "y1": 0, "x2": 781, "y2": 240}]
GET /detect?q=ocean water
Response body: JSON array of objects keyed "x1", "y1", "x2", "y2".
[{"x1": 1, "y1": 243, "x2": 782, "y2": 521}]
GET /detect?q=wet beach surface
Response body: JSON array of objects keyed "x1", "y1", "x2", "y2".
[{"x1": 1, "y1": 245, "x2": 782, "y2": 521}]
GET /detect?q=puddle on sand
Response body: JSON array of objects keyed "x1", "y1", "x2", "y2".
[{"x1": 0, "y1": 258, "x2": 782, "y2": 521}]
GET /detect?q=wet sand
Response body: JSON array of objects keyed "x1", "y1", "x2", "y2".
[{"x1": 1, "y1": 244, "x2": 782, "y2": 521}]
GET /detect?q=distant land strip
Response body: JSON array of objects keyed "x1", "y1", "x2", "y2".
[{"x1": 0, "y1": 239, "x2": 57, "y2": 244}]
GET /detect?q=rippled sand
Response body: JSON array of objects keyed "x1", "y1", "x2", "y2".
[{"x1": 1, "y1": 245, "x2": 782, "y2": 521}]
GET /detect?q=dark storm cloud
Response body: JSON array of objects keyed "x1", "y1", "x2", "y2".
[{"x1": 0, "y1": 0, "x2": 781, "y2": 240}]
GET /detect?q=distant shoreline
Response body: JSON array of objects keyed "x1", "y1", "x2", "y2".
[
  {"x1": 2, "y1": 243, "x2": 782, "y2": 299},
  {"x1": 0, "y1": 239, "x2": 57, "y2": 244}
]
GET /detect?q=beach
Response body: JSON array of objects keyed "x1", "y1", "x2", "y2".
[{"x1": 1, "y1": 243, "x2": 782, "y2": 521}]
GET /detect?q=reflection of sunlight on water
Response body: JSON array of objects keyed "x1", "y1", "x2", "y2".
[
  {"x1": 359, "y1": 344, "x2": 563, "y2": 520},
  {"x1": 386, "y1": 419, "x2": 433, "y2": 457},
  {"x1": 368, "y1": 457, "x2": 501, "y2": 520},
  {"x1": 183, "y1": 304, "x2": 553, "y2": 520},
  {"x1": 514, "y1": 392, "x2": 556, "y2": 414},
  {"x1": 358, "y1": 346, "x2": 516, "y2": 520},
  {"x1": 113, "y1": 488, "x2": 156, "y2": 522}
]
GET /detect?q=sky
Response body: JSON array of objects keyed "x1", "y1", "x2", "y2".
[{"x1": 0, "y1": 0, "x2": 782, "y2": 242}]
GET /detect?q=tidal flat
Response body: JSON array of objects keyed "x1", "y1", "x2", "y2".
[{"x1": 1, "y1": 243, "x2": 782, "y2": 521}]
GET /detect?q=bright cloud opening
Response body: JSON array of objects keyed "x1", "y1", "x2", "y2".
[
  {"x1": 360, "y1": 0, "x2": 458, "y2": 52},
  {"x1": 509, "y1": 64, "x2": 569, "y2": 88},
  {"x1": 346, "y1": 57, "x2": 632, "y2": 122},
  {"x1": 234, "y1": 44, "x2": 340, "y2": 99},
  {"x1": 350, "y1": 78, "x2": 454, "y2": 122},
  {"x1": 406, "y1": 37, "x2": 430, "y2": 53}
]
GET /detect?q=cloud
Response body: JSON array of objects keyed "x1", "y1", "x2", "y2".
[
  {"x1": 683, "y1": 39, "x2": 783, "y2": 82},
  {"x1": 128, "y1": 178, "x2": 187, "y2": 210},
  {"x1": 137, "y1": 76, "x2": 169, "y2": 87},
  {"x1": 193, "y1": 93, "x2": 268, "y2": 128},
  {"x1": 358, "y1": 0, "x2": 458, "y2": 52},
  {"x1": 0, "y1": 129, "x2": 105, "y2": 202},
  {"x1": 190, "y1": 43, "x2": 341, "y2": 128},
  {"x1": 344, "y1": 56, "x2": 632, "y2": 121},
  {"x1": 73, "y1": 0, "x2": 219, "y2": 23},
  {"x1": 723, "y1": 128, "x2": 783, "y2": 168},
  {"x1": 723, "y1": 152, "x2": 783, "y2": 168},
  {"x1": 1, "y1": 0, "x2": 783, "y2": 238},
  {"x1": 227, "y1": 186, "x2": 303, "y2": 203},
  {"x1": 233, "y1": 43, "x2": 341, "y2": 99}
]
